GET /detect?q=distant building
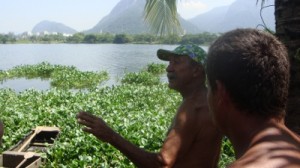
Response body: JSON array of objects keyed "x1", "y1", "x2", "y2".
[
  {"x1": 62, "y1": 33, "x2": 72, "y2": 37},
  {"x1": 20, "y1": 31, "x2": 33, "y2": 38},
  {"x1": 41, "y1": 31, "x2": 50, "y2": 36}
]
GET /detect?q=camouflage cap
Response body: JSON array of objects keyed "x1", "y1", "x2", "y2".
[{"x1": 157, "y1": 44, "x2": 207, "y2": 65}]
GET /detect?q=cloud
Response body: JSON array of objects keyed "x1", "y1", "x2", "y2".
[
  {"x1": 179, "y1": 0, "x2": 208, "y2": 10},
  {"x1": 177, "y1": 0, "x2": 209, "y2": 19}
]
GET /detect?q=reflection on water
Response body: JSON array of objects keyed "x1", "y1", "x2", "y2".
[
  {"x1": 0, "y1": 44, "x2": 207, "y2": 92},
  {"x1": 0, "y1": 78, "x2": 51, "y2": 91}
]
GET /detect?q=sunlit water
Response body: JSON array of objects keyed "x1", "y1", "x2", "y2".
[{"x1": 0, "y1": 44, "x2": 208, "y2": 92}]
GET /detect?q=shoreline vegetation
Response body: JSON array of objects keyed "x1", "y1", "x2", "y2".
[
  {"x1": 0, "y1": 63, "x2": 234, "y2": 167},
  {"x1": 0, "y1": 32, "x2": 219, "y2": 45}
]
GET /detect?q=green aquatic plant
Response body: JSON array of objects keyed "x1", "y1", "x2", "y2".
[
  {"x1": 0, "y1": 62, "x2": 109, "y2": 90},
  {"x1": 50, "y1": 68, "x2": 108, "y2": 89},
  {"x1": 121, "y1": 71, "x2": 160, "y2": 86},
  {"x1": 219, "y1": 137, "x2": 236, "y2": 167},
  {"x1": 6, "y1": 62, "x2": 58, "y2": 79},
  {"x1": 0, "y1": 84, "x2": 181, "y2": 167},
  {"x1": 0, "y1": 63, "x2": 235, "y2": 167},
  {"x1": 145, "y1": 63, "x2": 167, "y2": 75}
]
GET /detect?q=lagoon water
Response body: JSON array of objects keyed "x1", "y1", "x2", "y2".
[{"x1": 0, "y1": 44, "x2": 208, "y2": 92}]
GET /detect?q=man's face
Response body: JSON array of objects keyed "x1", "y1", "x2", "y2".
[
  {"x1": 166, "y1": 55, "x2": 194, "y2": 91},
  {"x1": 207, "y1": 80, "x2": 228, "y2": 132}
]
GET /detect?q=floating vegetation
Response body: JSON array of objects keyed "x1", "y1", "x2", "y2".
[
  {"x1": 0, "y1": 84, "x2": 181, "y2": 167},
  {"x1": 121, "y1": 71, "x2": 160, "y2": 86},
  {"x1": 0, "y1": 62, "x2": 109, "y2": 89},
  {"x1": 121, "y1": 63, "x2": 166, "y2": 86},
  {"x1": 145, "y1": 62, "x2": 167, "y2": 75},
  {"x1": 0, "y1": 62, "x2": 235, "y2": 167}
]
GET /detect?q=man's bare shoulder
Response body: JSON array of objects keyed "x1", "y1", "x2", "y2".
[
  {"x1": 178, "y1": 95, "x2": 210, "y2": 124},
  {"x1": 175, "y1": 91, "x2": 219, "y2": 136},
  {"x1": 229, "y1": 151, "x2": 300, "y2": 168},
  {"x1": 228, "y1": 155, "x2": 300, "y2": 168},
  {"x1": 228, "y1": 130, "x2": 300, "y2": 168}
]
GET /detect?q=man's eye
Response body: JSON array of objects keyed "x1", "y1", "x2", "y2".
[{"x1": 174, "y1": 59, "x2": 180, "y2": 64}]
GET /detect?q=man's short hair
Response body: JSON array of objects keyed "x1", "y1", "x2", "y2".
[{"x1": 206, "y1": 28, "x2": 290, "y2": 118}]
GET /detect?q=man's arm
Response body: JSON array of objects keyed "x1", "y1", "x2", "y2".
[{"x1": 76, "y1": 111, "x2": 166, "y2": 168}]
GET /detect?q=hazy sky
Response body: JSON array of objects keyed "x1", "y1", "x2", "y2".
[{"x1": 0, "y1": 0, "x2": 236, "y2": 34}]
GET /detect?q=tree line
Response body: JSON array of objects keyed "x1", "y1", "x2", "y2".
[{"x1": 0, "y1": 32, "x2": 219, "y2": 45}]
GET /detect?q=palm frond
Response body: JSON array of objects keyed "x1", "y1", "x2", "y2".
[{"x1": 144, "y1": 0, "x2": 183, "y2": 36}]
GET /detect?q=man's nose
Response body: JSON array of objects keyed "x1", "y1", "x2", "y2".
[{"x1": 166, "y1": 63, "x2": 173, "y2": 72}]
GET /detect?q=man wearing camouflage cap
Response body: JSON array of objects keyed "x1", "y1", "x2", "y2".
[{"x1": 77, "y1": 44, "x2": 222, "y2": 167}]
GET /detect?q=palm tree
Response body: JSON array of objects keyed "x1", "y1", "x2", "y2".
[
  {"x1": 274, "y1": 0, "x2": 300, "y2": 135},
  {"x1": 144, "y1": 0, "x2": 300, "y2": 134},
  {"x1": 144, "y1": 0, "x2": 183, "y2": 36}
]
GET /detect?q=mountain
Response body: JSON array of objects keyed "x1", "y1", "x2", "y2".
[
  {"x1": 32, "y1": 0, "x2": 274, "y2": 35},
  {"x1": 190, "y1": 0, "x2": 275, "y2": 33},
  {"x1": 85, "y1": 0, "x2": 148, "y2": 34},
  {"x1": 32, "y1": 20, "x2": 77, "y2": 34},
  {"x1": 189, "y1": 6, "x2": 230, "y2": 33},
  {"x1": 85, "y1": 0, "x2": 199, "y2": 34}
]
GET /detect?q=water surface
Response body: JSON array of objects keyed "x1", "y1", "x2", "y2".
[{"x1": 0, "y1": 44, "x2": 208, "y2": 91}]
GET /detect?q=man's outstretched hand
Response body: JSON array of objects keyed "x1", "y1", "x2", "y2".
[{"x1": 76, "y1": 111, "x2": 114, "y2": 143}]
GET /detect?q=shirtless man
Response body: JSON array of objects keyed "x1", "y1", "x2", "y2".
[
  {"x1": 77, "y1": 44, "x2": 222, "y2": 167},
  {"x1": 206, "y1": 28, "x2": 300, "y2": 167}
]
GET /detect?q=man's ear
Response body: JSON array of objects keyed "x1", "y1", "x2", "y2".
[
  {"x1": 193, "y1": 65, "x2": 204, "y2": 77},
  {"x1": 215, "y1": 80, "x2": 230, "y2": 105}
]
